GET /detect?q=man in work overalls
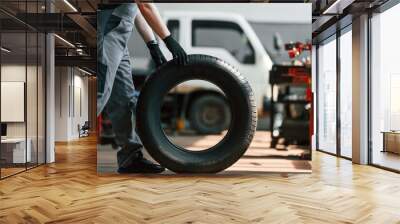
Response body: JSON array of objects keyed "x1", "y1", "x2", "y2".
[{"x1": 97, "y1": 2, "x2": 188, "y2": 173}]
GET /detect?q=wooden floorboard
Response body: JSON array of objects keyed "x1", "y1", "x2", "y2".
[{"x1": 1, "y1": 135, "x2": 400, "y2": 223}]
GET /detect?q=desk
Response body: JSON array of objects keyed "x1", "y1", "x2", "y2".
[
  {"x1": 1, "y1": 138, "x2": 31, "y2": 164},
  {"x1": 382, "y1": 131, "x2": 400, "y2": 155}
]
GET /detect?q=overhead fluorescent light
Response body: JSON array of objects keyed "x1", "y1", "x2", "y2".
[
  {"x1": 323, "y1": 0, "x2": 355, "y2": 15},
  {"x1": 78, "y1": 67, "x2": 93, "y2": 76},
  {"x1": 63, "y1": 0, "x2": 78, "y2": 12},
  {"x1": 54, "y1": 34, "x2": 75, "y2": 48},
  {"x1": 1, "y1": 47, "x2": 11, "y2": 53},
  {"x1": 323, "y1": 0, "x2": 341, "y2": 14},
  {"x1": 76, "y1": 48, "x2": 87, "y2": 56}
]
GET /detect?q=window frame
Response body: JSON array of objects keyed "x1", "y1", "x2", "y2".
[
  {"x1": 191, "y1": 20, "x2": 256, "y2": 65},
  {"x1": 167, "y1": 19, "x2": 180, "y2": 42},
  {"x1": 315, "y1": 22, "x2": 353, "y2": 160}
]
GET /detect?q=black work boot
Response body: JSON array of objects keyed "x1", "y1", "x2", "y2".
[{"x1": 117, "y1": 153, "x2": 165, "y2": 174}]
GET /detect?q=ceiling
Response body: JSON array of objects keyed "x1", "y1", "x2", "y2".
[
  {"x1": 311, "y1": 0, "x2": 391, "y2": 41},
  {"x1": 0, "y1": 0, "x2": 394, "y2": 73}
]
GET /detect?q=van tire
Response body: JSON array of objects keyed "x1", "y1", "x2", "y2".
[
  {"x1": 137, "y1": 54, "x2": 257, "y2": 173},
  {"x1": 189, "y1": 94, "x2": 231, "y2": 134}
]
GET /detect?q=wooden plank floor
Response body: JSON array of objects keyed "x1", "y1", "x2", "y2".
[{"x1": 1, "y1": 136, "x2": 400, "y2": 223}]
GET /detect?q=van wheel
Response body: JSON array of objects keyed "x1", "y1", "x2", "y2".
[
  {"x1": 137, "y1": 54, "x2": 257, "y2": 173},
  {"x1": 189, "y1": 94, "x2": 231, "y2": 134}
]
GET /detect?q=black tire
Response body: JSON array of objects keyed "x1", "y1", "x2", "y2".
[
  {"x1": 270, "y1": 138, "x2": 278, "y2": 149},
  {"x1": 189, "y1": 94, "x2": 231, "y2": 134},
  {"x1": 137, "y1": 54, "x2": 257, "y2": 173}
]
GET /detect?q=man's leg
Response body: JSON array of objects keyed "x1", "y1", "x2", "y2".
[
  {"x1": 97, "y1": 4, "x2": 163, "y2": 173},
  {"x1": 97, "y1": 5, "x2": 138, "y2": 159},
  {"x1": 97, "y1": 4, "x2": 138, "y2": 116},
  {"x1": 106, "y1": 48, "x2": 164, "y2": 173},
  {"x1": 105, "y1": 48, "x2": 142, "y2": 168}
]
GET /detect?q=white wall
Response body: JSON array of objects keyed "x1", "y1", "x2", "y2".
[
  {"x1": 71, "y1": 73, "x2": 89, "y2": 138},
  {"x1": 1, "y1": 65, "x2": 36, "y2": 138},
  {"x1": 1, "y1": 63, "x2": 46, "y2": 164},
  {"x1": 1, "y1": 66, "x2": 26, "y2": 138},
  {"x1": 55, "y1": 67, "x2": 89, "y2": 141},
  {"x1": 1, "y1": 65, "x2": 26, "y2": 140},
  {"x1": 55, "y1": 66, "x2": 69, "y2": 141}
]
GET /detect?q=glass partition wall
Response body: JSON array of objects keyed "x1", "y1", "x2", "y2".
[
  {"x1": 370, "y1": 3, "x2": 400, "y2": 171},
  {"x1": 316, "y1": 25, "x2": 353, "y2": 159},
  {"x1": 315, "y1": 1, "x2": 400, "y2": 171},
  {"x1": 0, "y1": 1, "x2": 46, "y2": 179},
  {"x1": 339, "y1": 27, "x2": 352, "y2": 159},
  {"x1": 317, "y1": 35, "x2": 337, "y2": 155}
]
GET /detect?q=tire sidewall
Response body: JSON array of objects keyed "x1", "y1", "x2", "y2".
[{"x1": 137, "y1": 55, "x2": 256, "y2": 173}]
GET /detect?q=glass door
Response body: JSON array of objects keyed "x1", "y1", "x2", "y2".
[
  {"x1": 1, "y1": 30, "x2": 28, "y2": 178},
  {"x1": 0, "y1": 1, "x2": 47, "y2": 179},
  {"x1": 317, "y1": 35, "x2": 337, "y2": 154},
  {"x1": 339, "y1": 27, "x2": 352, "y2": 159},
  {"x1": 370, "y1": 4, "x2": 400, "y2": 171}
]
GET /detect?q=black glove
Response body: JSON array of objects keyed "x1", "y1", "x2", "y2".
[
  {"x1": 163, "y1": 35, "x2": 188, "y2": 65},
  {"x1": 147, "y1": 40, "x2": 167, "y2": 67}
]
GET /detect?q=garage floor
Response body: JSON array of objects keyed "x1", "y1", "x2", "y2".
[
  {"x1": 97, "y1": 131, "x2": 311, "y2": 173},
  {"x1": 1, "y1": 135, "x2": 400, "y2": 223}
]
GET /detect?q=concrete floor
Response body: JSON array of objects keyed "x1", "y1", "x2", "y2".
[{"x1": 98, "y1": 131, "x2": 311, "y2": 173}]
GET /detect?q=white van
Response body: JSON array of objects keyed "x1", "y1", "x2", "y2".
[{"x1": 133, "y1": 12, "x2": 273, "y2": 134}]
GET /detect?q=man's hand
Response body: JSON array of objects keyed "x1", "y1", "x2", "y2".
[
  {"x1": 147, "y1": 40, "x2": 167, "y2": 67},
  {"x1": 135, "y1": 1, "x2": 189, "y2": 65},
  {"x1": 163, "y1": 35, "x2": 188, "y2": 65}
]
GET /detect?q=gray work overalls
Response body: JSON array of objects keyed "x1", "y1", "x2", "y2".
[{"x1": 97, "y1": 3, "x2": 142, "y2": 168}]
